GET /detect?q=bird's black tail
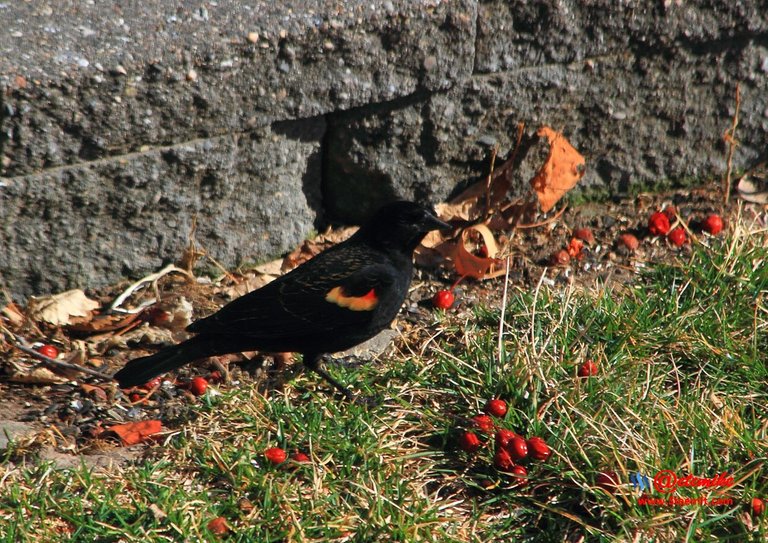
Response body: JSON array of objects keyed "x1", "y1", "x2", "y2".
[{"x1": 114, "y1": 335, "x2": 214, "y2": 388}]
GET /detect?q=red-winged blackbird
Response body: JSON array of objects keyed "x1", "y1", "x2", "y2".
[{"x1": 114, "y1": 201, "x2": 450, "y2": 398}]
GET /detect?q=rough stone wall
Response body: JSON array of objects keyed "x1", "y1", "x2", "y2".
[{"x1": 1, "y1": 0, "x2": 766, "y2": 299}]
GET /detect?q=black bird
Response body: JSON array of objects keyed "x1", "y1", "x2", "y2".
[{"x1": 114, "y1": 200, "x2": 450, "y2": 398}]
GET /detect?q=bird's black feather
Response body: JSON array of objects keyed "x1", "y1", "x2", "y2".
[{"x1": 113, "y1": 200, "x2": 450, "y2": 396}]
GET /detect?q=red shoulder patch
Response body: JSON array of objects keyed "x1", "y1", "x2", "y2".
[{"x1": 325, "y1": 286, "x2": 378, "y2": 311}]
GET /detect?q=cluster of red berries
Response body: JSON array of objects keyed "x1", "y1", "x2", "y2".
[
  {"x1": 551, "y1": 227, "x2": 594, "y2": 266},
  {"x1": 577, "y1": 359, "x2": 599, "y2": 378},
  {"x1": 647, "y1": 206, "x2": 724, "y2": 248},
  {"x1": 264, "y1": 446, "x2": 311, "y2": 465},
  {"x1": 457, "y1": 398, "x2": 552, "y2": 485},
  {"x1": 124, "y1": 371, "x2": 226, "y2": 403}
]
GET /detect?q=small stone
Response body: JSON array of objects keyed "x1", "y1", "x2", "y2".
[
  {"x1": 323, "y1": 40, "x2": 335, "y2": 51},
  {"x1": 186, "y1": 69, "x2": 197, "y2": 82},
  {"x1": 0, "y1": 421, "x2": 36, "y2": 450},
  {"x1": 247, "y1": 31, "x2": 259, "y2": 43},
  {"x1": 477, "y1": 134, "x2": 497, "y2": 147},
  {"x1": 423, "y1": 55, "x2": 437, "y2": 71},
  {"x1": 115, "y1": 65, "x2": 127, "y2": 75}
]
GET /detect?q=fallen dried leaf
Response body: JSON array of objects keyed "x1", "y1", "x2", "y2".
[
  {"x1": 736, "y1": 172, "x2": 768, "y2": 204},
  {"x1": 28, "y1": 289, "x2": 100, "y2": 326},
  {"x1": 102, "y1": 420, "x2": 163, "y2": 446},
  {"x1": 81, "y1": 383, "x2": 108, "y2": 402},
  {"x1": 6, "y1": 364, "x2": 69, "y2": 385},
  {"x1": 1, "y1": 303, "x2": 25, "y2": 327},
  {"x1": 453, "y1": 226, "x2": 506, "y2": 280},
  {"x1": 67, "y1": 312, "x2": 141, "y2": 334},
  {"x1": 282, "y1": 227, "x2": 357, "y2": 271},
  {"x1": 530, "y1": 127, "x2": 585, "y2": 213},
  {"x1": 219, "y1": 273, "x2": 276, "y2": 300}
]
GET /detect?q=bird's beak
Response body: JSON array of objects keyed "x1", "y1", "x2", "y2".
[{"x1": 425, "y1": 211, "x2": 452, "y2": 231}]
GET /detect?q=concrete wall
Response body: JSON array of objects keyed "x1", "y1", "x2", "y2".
[{"x1": 2, "y1": 0, "x2": 766, "y2": 299}]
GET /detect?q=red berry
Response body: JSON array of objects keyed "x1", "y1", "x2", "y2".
[
  {"x1": 526, "y1": 436, "x2": 551, "y2": 461},
  {"x1": 567, "y1": 238, "x2": 585, "y2": 259},
  {"x1": 573, "y1": 227, "x2": 594, "y2": 245},
  {"x1": 291, "y1": 451, "x2": 311, "y2": 463},
  {"x1": 264, "y1": 447, "x2": 287, "y2": 465},
  {"x1": 577, "y1": 360, "x2": 598, "y2": 378},
  {"x1": 208, "y1": 370, "x2": 224, "y2": 383},
  {"x1": 484, "y1": 398, "x2": 508, "y2": 418},
  {"x1": 648, "y1": 212, "x2": 671, "y2": 236},
  {"x1": 189, "y1": 376, "x2": 208, "y2": 396},
  {"x1": 493, "y1": 447, "x2": 515, "y2": 471},
  {"x1": 752, "y1": 497, "x2": 765, "y2": 516},
  {"x1": 618, "y1": 233, "x2": 639, "y2": 252},
  {"x1": 596, "y1": 471, "x2": 619, "y2": 494},
  {"x1": 207, "y1": 517, "x2": 230, "y2": 536},
  {"x1": 667, "y1": 226, "x2": 687, "y2": 247},
  {"x1": 702, "y1": 214, "x2": 723, "y2": 235},
  {"x1": 458, "y1": 431, "x2": 482, "y2": 453},
  {"x1": 432, "y1": 290, "x2": 455, "y2": 310},
  {"x1": 510, "y1": 464, "x2": 528, "y2": 485},
  {"x1": 471, "y1": 414, "x2": 495, "y2": 433},
  {"x1": 495, "y1": 429, "x2": 519, "y2": 450},
  {"x1": 36, "y1": 344, "x2": 59, "y2": 359},
  {"x1": 141, "y1": 376, "x2": 162, "y2": 390},
  {"x1": 129, "y1": 392, "x2": 142, "y2": 403},
  {"x1": 551, "y1": 249, "x2": 571, "y2": 266},
  {"x1": 506, "y1": 435, "x2": 528, "y2": 462}
]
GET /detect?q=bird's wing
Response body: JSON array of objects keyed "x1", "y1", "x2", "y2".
[{"x1": 187, "y1": 252, "x2": 399, "y2": 340}]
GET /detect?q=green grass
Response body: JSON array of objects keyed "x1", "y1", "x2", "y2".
[{"x1": 1, "y1": 223, "x2": 766, "y2": 542}]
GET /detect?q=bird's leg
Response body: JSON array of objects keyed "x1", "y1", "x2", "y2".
[{"x1": 302, "y1": 353, "x2": 355, "y2": 400}]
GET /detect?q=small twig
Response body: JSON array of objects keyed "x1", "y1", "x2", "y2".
[
  {"x1": 484, "y1": 145, "x2": 499, "y2": 221},
  {"x1": 497, "y1": 256, "x2": 511, "y2": 368},
  {"x1": 508, "y1": 121, "x2": 526, "y2": 170},
  {"x1": 515, "y1": 204, "x2": 569, "y2": 229},
  {"x1": 5, "y1": 330, "x2": 113, "y2": 380},
  {"x1": 723, "y1": 83, "x2": 741, "y2": 206},
  {"x1": 109, "y1": 264, "x2": 193, "y2": 314}
]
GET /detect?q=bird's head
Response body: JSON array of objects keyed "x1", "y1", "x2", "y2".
[{"x1": 357, "y1": 200, "x2": 451, "y2": 253}]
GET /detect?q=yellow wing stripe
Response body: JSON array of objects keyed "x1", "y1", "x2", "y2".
[{"x1": 325, "y1": 286, "x2": 378, "y2": 311}]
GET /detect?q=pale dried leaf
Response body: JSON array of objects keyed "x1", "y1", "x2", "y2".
[
  {"x1": 471, "y1": 224, "x2": 499, "y2": 258},
  {"x1": 736, "y1": 175, "x2": 768, "y2": 204},
  {"x1": 1, "y1": 303, "x2": 25, "y2": 327},
  {"x1": 7, "y1": 365, "x2": 69, "y2": 385},
  {"x1": 164, "y1": 297, "x2": 194, "y2": 332},
  {"x1": 253, "y1": 258, "x2": 285, "y2": 276},
  {"x1": 28, "y1": 289, "x2": 100, "y2": 326},
  {"x1": 282, "y1": 226, "x2": 358, "y2": 271},
  {"x1": 219, "y1": 273, "x2": 276, "y2": 300}
]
